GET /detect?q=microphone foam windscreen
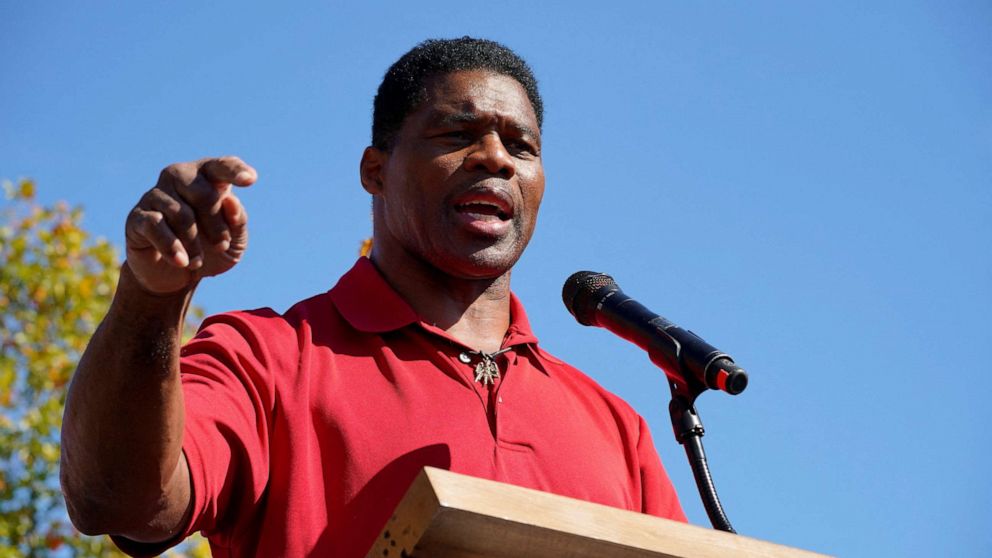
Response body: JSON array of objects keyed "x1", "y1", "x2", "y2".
[{"x1": 562, "y1": 271, "x2": 617, "y2": 326}]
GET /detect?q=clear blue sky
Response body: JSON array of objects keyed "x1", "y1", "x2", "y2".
[{"x1": 2, "y1": 2, "x2": 990, "y2": 556}]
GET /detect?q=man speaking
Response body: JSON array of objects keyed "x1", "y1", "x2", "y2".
[{"x1": 60, "y1": 37, "x2": 686, "y2": 557}]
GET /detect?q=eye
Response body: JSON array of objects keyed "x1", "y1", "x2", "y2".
[
  {"x1": 505, "y1": 139, "x2": 538, "y2": 158},
  {"x1": 432, "y1": 130, "x2": 473, "y2": 145}
]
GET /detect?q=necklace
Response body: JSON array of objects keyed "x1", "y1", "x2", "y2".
[{"x1": 458, "y1": 348, "x2": 511, "y2": 386}]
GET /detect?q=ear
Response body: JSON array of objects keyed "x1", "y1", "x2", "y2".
[{"x1": 360, "y1": 146, "x2": 387, "y2": 195}]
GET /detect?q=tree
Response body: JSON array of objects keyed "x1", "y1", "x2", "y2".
[{"x1": 0, "y1": 179, "x2": 207, "y2": 557}]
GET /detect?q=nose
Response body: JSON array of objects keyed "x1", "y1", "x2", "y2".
[{"x1": 463, "y1": 133, "x2": 516, "y2": 179}]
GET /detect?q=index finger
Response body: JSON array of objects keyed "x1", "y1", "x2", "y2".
[{"x1": 198, "y1": 156, "x2": 258, "y2": 187}]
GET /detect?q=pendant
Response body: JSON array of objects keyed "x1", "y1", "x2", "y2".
[
  {"x1": 473, "y1": 355, "x2": 501, "y2": 386},
  {"x1": 461, "y1": 348, "x2": 509, "y2": 386}
]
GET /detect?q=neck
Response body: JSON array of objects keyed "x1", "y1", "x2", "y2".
[{"x1": 370, "y1": 250, "x2": 512, "y2": 354}]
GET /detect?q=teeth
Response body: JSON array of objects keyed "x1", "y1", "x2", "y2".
[{"x1": 455, "y1": 199, "x2": 510, "y2": 220}]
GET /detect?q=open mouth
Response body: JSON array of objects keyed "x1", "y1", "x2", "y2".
[
  {"x1": 452, "y1": 186, "x2": 515, "y2": 222},
  {"x1": 451, "y1": 187, "x2": 516, "y2": 236},
  {"x1": 455, "y1": 201, "x2": 510, "y2": 221}
]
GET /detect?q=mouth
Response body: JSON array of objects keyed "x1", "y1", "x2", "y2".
[
  {"x1": 451, "y1": 187, "x2": 515, "y2": 237},
  {"x1": 454, "y1": 201, "x2": 510, "y2": 221},
  {"x1": 452, "y1": 189, "x2": 514, "y2": 222}
]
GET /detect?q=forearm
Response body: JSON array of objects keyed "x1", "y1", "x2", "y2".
[{"x1": 60, "y1": 262, "x2": 195, "y2": 539}]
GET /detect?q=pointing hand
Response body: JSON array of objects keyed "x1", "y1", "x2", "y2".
[{"x1": 125, "y1": 156, "x2": 257, "y2": 294}]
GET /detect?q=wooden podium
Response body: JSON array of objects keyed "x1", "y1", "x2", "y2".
[{"x1": 366, "y1": 467, "x2": 829, "y2": 558}]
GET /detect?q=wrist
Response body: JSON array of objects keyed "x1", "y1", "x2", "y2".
[
  {"x1": 120, "y1": 261, "x2": 200, "y2": 299},
  {"x1": 110, "y1": 263, "x2": 199, "y2": 326}
]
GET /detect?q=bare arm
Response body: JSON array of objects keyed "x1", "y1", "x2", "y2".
[
  {"x1": 61, "y1": 265, "x2": 195, "y2": 540},
  {"x1": 60, "y1": 157, "x2": 256, "y2": 542}
]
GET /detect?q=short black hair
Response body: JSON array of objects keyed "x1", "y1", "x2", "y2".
[{"x1": 372, "y1": 37, "x2": 543, "y2": 150}]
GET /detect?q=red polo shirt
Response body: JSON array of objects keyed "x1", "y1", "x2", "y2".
[{"x1": 115, "y1": 258, "x2": 685, "y2": 557}]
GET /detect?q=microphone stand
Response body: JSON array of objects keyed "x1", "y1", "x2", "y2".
[{"x1": 667, "y1": 378, "x2": 737, "y2": 533}]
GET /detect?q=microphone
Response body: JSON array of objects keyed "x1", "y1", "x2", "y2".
[{"x1": 562, "y1": 271, "x2": 748, "y2": 396}]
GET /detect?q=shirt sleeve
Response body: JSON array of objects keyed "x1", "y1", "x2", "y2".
[
  {"x1": 111, "y1": 309, "x2": 287, "y2": 556},
  {"x1": 637, "y1": 415, "x2": 688, "y2": 522},
  {"x1": 181, "y1": 310, "x2": 288, "y2": 542}
]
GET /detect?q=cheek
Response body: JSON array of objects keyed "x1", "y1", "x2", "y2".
[
  {"x1": 532, "y1": 182, "x2": 545, "y2": 208},
  {"x1": 523, "y1": 171, "x2": 546, "y2": 213},
  {"x1": 406, "y1": 157, "x2": 461, "y2": 196}
]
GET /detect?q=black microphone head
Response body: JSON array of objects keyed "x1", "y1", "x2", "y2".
[{"x1": 562, "y1": 271, "x2": 619, "y2": 326}]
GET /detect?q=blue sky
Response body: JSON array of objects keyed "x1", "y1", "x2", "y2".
[{"x1": 2, "y1": 2, "x2": 990, "y2": 556}]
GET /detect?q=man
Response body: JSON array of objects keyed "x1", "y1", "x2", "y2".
[{"x1": 61, "y1": 37, "x2": 686, "y2": 557}]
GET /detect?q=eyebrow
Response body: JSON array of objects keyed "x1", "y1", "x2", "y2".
[{"x1": 433, "y1": 111, "x2": 541, "y2": 143}]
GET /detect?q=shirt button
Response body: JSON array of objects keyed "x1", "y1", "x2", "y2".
[
  {"x1": 498, "y1": 396, "x2": 503, "y2": 403},
  {"x1": 458, "y1": 352, "x2": 472, "y2": 364}
]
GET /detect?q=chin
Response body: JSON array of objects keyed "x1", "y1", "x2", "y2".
[{"x1": 431, "y1": 245, "x2": 523, "y2": 281}]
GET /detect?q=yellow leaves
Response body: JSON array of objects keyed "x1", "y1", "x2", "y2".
[
  {"x1": 8, "y1": 332, "x2": 27, "y2": 348},
  {"x1": 39, "y1": 442, "x2": 58, "y2": 463},
  {"x1": 1, "y1": 179, "x2": 35, "y2": 201},
  {"x1": 18, "y1": 180, "x2": 35, "y2": 200},
  {"x1": 0, "y1": 359, "x2": 13, "y2": 407},
  {"x1": 8, "y1": 236, "x2": 26, "y2": 257},
  {"x1": 78, "y1": 276, "x2": 94, "y2": 298},
  {"x1": 167, "y1": 534, "x2": 212, "y2": 558},
  {"x1": 30, "y1": 285, "x2": 47, "y2": 304},
  {"x1": 0, "y1": 179, "x2": 205, "y2": 556}
]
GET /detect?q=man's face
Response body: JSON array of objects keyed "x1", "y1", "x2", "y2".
[{"x1": 369, "y1": 70, "x2": 545, "y2": 280}]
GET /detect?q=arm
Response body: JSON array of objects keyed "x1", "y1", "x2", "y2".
[
  {"x1": 60, "y1": 157, "x2": 256, "y2": 542},
  {"x1": 60, "y1": 264, "x2": 195, "y2": 541}
]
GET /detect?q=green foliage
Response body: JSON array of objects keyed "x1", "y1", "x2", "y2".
[{"x1": 0, "y1": 179, "x2": 208, "y2": 557}]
